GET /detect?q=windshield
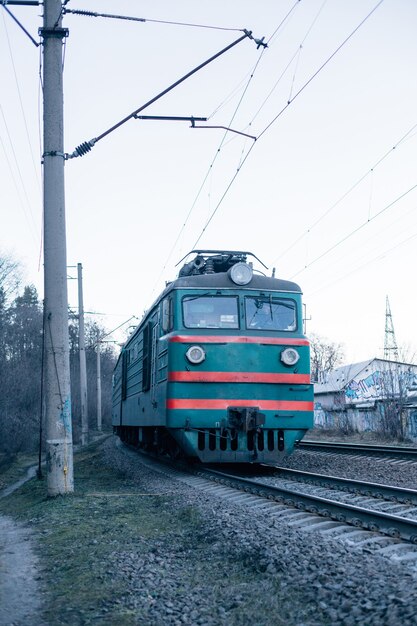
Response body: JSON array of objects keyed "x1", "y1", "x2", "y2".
[
  {"x1": 183, "y1": 295, "x2": 239, "y2": 329},
  {"x1": 245, "y1": 296, "x2": 297, "y2": 331}
]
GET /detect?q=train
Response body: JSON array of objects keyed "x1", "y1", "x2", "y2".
[{"x1": 112, "y1": 250, "x2": 313, "y2": 463}]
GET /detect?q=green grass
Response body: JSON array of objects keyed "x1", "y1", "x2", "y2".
[
  {"x1": 0, "y1": 440, "x2": 319, "y2": 626},
  {"x1": 0, "y1": 441, "x2": 203, "y2": 625},
  {"x1": 0, "y1": 451, "x2": 39, "y2": 490}
]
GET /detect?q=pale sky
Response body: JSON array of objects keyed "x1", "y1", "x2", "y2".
[{"x1": 1, "y1": 0, "x2": 417, "y2": 363}]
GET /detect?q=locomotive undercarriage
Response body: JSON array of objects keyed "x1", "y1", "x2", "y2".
[
  {"x1": 114, "y1": 424, "x2": 290, "y2": 463},
  {"x1": 115, "y1": 425, "x2": 184, "y2": 459},
  {"x1": 188, "y1": 425, "x2": 286, "y2": 463}
]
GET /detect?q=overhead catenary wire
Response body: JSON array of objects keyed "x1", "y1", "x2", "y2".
[
  {"x1": 231, "y1": 2, "x2": 339, "y2": 146},
  {"x1": 220, "y1": 0, "x2": 310, "y2": 143},
  {"x1": 190, "y1": 0, "x2": 385, "y2": 250},
  {"x1": 66, "y1": 30, "x2": 264, "y2": 158},
  {"x1": 86, "y1": 316, "x2": 140, "y2": 349},
  {"x1": 306, "y1": 226, "x2": 417, "y2": 298},
  {"x1": 271, "y1": 120, "x2": 417, "y2": 266},
  {"x1": 0, "y1": 1, "x2": 39, "y2": 46},
  {"x1": 0, "y1": 104, "x2": 39, "y2": 248},
  {"x1": 148, "y1": 2, "x2": 303, "y2": 298},
  {"x1": 301, "y1": 200, "x2": 417, "y2": 294},
  {"x1": 147, "y1": 48, "x2": 266, "y2": 295},
  {"x1": 287, "y1": 0, "x2": 328, "y2": 103},
  {"x1": 256, "y1": 1, "x2": 384, "y2": 143},
  {"x1": 290, "y1": 181, "x2": 417, "y2": 279},
  {"x1": 63, "y1": 8, "x2": 243, "y2": 32},
  {"x1": 2, "y1": 9, "x2": 42, "y2": 195},
  {"x1": 220, "y1": 0, "x2": 330, "y2": 157},
  {"x1": 0, "y1": 130, "x2": 37, "y2": 248}
]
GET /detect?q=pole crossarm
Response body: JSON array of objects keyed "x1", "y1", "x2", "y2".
[
  {"x1": 1, "y1": 1, "x2": 40, "y2": 46},
  {"x1": 134, "y1": 115, "x2": 208, "y2": 123},
  {"x1": 134, "y1": 115, "x2": 257, "y2": 140},
  {"x1": 88, "y1": 315, "x2": 139, "y2": 349},
  {"x1": 66, "y1": 29, "x2": 265, "y2": 160},
  {"x1": 191, "y1": 125, "x2": 257, "y2": 141}
]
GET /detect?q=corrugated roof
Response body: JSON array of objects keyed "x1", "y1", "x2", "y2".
[{"x1": 315, "y1": 359, "x2": 375, "y2": 394}]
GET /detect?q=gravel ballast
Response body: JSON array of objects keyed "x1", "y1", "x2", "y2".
[
  {"x1": 2, "y1": 436, "x2": 417, "y2": 625},
  {"x1": 281, "y1": 447, "x2": 417, "y2": 489}
]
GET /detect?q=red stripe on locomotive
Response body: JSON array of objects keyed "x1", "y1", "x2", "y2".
[
  {"x1": 166, "y1": 399, "x2": 314, "y2": 411},
  {"x1": 168, "y1": 335, "x2": 309, "y2": 346},
  {"x1": 168, "y1": 371, "x2": 310, "y2": 384}
]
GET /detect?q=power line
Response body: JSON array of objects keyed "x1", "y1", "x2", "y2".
[
  {"x1": 0, "y1": 105, "x2": 39, "y2": 248},
  {"x1": 190, "y1": 1, "x2": 385, "y2": 250},
  {"x1": 64, "y1": 8, "x2": 243, "y2": 32},
  {"x1": 305, "y1": 224, "x2": 417, "y2": 298},
  {"x1": 257, "y1": 1, "x2": 385, "y2": 143},
  {"x1": 67, "y1": 30, "x2": 263, "y2": 158},
  {"x1": 150, "y1": 2, "x2": 304, "y2": 292},
  {"x1": 287, "y1": 0, "x2": 328, "y2": 103},
  {"x1": 271, "y1": 120, "x2": 417, "y2": 266},
  {"x1": 147, "y1": 40, "x2": 283, "y2": 297},
  {"x1": 2, "y1": 8, "x2": 42, "y2": 195},
  {"x1": 290, "y1": 181, "x2": 417, "y2": 279},
  {"x1": 0, "y1": 1, "x2": 39, "y2": 47}
]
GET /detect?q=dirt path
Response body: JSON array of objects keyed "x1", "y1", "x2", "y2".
[
  {"x1": 0, "y1": 468, "x2": 42, "y2": 626},
  {"x1": 0, "y1": 516, "x2": 41, "y2": 626}
]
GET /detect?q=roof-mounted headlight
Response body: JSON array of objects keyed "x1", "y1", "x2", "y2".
[
  {"x1": 186, "y1": 345, "x2": 206, "y2": 364},
  {"x1": 280, "y1": 348, "x2": 300, "y2": 366},
  {"x1": 229, "y1": 262, "x2": 253, "y2": 286}
]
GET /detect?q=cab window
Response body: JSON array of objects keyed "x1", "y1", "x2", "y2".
[
  {"x1": 245, "y1": 296, "x2": 296, "y2": 331},
  {"x1": 183, "y1": 295, "x2": 239, "y2": 329}
]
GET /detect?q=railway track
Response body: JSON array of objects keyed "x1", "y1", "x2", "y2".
[
  {"x1": 196, "y1": 467, "x2": 417, "y2": 543},
  {"x1": 120, "y1": 441, "x2": 417, "y2": 560},
  {"x1": 124, "y1": 438, "x2": 417, "y2": 544},
  {"x1": 264, "y1": 466, "x2": 417, "y2": 504},
  {"x1": 297, "y1": 440, "x2": 417, "y2": 462}
]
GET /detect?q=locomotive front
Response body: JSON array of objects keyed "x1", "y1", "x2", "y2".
[{"x1": 164, "y1": 250, "x2": 314, "y2": 462}]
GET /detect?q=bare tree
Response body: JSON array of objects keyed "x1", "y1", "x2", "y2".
[
  {"x1": 0, "y1": 253, "x2": 117, "y2": 454},
  {"x1": 309, "y1": 333, "x2": 344, "y2": 383},
  {"x1": 377, "y1": 361, "x2": 412, "y2": 441},
  {"x1": 68, "y1": 314, "x2": 117, "y2": 442},
  {"x1": 0, "y1": 252, "x2": 22, "y2": 301},
  {"x1": 0, "y1": 283, "x2": 43, "y2": 454}
]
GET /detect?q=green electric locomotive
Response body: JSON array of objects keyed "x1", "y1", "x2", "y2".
[{"x1": 112, "y1": 250, "x2": 313, "y2": 463}]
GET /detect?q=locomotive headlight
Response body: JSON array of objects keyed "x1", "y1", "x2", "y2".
[
  {"x1": 186, "y1": 345, "x2": 206, "y2": 364},
  {"x1": 280, "y1": 348, "x2": 300, "y2": 366},
  {"x1": 229, "y1": 262, "x2": 253, "y2": 286}
]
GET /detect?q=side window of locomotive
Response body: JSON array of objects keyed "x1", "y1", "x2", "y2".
[
  {"x1": 161, "y1": 297, "x2": 173, "y2": 332},
  {"x1": 245, "y1": 296, "x2": 297, "y2": 331},
  {"x1": 183, "y1": 296, "x2": 239, "y2": 329}
]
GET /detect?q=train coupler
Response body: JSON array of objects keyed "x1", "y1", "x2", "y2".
[{"x1": 227, "y1": 406, "x2": 265, "y2": 433}]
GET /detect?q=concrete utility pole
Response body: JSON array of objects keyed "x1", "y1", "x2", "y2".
[
  {"x1": 96, "y1": 336, "x2": 102, "y2": 432},
  {"x1": 77, "y1": 263, "x2": 88, "y2": 444},
  {"x1": 42, "y1": 0, "x2": 74, "y2": 495}
]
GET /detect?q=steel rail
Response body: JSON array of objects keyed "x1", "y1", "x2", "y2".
[
  {"x1": 297, "y1": 440, "x2": 417, "y2": 458},
  {"x1": 123, "y1": 443, "x2": 417, "y2": 543},
  {"x1": 266, "y1": 466, "x2": 417, "y2": 505},
  {"x1": 197, "y1": 468, "x2": 417, "y2": 543}
]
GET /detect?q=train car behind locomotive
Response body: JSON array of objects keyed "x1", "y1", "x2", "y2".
[{"x1": 112, "y1": 250, "x2": 313, "y2": 463}]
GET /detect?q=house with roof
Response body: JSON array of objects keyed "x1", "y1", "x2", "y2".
[{"x1": 314, "y1": 358, "x2": 417, "y2": 439}]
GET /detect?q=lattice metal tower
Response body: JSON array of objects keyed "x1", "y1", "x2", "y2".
[{"x1": 384, "y1": 296, "x2": 399, "y2": 361}]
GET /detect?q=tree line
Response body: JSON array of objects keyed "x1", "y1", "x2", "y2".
[
  {"x1": 0, "y1": 253, "x2": 117, "y2": 456},
  {"x1": 0, "y1": 250, "x2": 356, "y2": 455}
]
